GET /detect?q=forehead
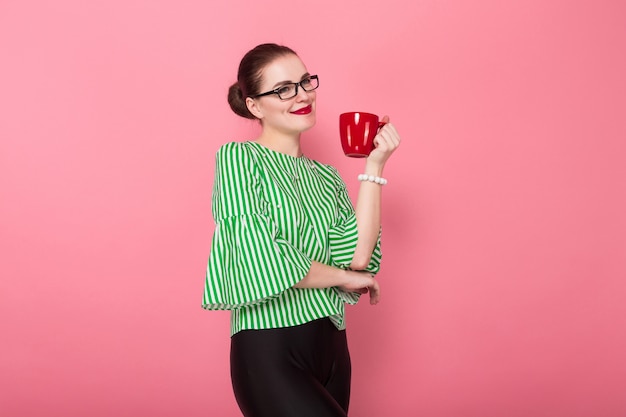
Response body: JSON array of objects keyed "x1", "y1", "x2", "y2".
[{"x1": 259, "y1": 54, "x2": 308, "y2": 87}]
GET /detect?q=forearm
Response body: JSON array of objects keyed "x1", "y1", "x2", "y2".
[
  {"x1": 295, "y1": 261, "x2": 377, "y2": 299},
  {"x1": 294, "y1": 261, "x2": 349, "y2": 289},
  {"x1": 351, "y1": 160, "x2": 384, "y2": 270}
]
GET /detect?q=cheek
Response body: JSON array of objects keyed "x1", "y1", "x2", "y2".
[{"x1": 263, "y1": 102, "x2": 286, "y2": 116}]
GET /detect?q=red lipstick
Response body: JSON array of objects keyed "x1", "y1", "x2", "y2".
[{"x1": 291, "y1": 105, "x2": 312, "y2": 115}]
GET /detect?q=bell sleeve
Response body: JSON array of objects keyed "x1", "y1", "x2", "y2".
[{"x1": 202, "y1": 143, "x2": 312, "y2": 310}]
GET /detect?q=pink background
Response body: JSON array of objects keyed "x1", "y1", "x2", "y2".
[{"x1": 1, "y1": 0, "x2": 625, "y2": 416}]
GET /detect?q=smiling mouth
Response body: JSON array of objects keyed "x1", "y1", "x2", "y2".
[{"x1": 290, "y1": 105, "x2": 312, "y2": 115}]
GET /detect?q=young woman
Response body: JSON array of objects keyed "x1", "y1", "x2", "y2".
[{"x1": 202, "y1": 43, "x2": 400, "y2": 417}]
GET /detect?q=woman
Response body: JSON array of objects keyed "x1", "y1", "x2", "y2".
[{"x1": 202, "y1": 43, "x2": 400, "y2": 417}]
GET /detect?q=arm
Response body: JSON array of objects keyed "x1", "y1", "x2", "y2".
[
  {"x1": 294, "y1": 261, "x2": 381, "y2": 305},
  {"x1": 350, "y1": 116, "x2": 401, "y2": 270}
]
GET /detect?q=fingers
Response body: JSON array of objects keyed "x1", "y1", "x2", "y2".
[
  {"x1": 340, "y1": 272, "x2": 380, "y2": 303},
  {"x1": 369, "y1": 115, "x2": 401, "y2": 164},
  {"x1": 380, "y1": 123, "x2": 400, "y2": 144},
  {"x1": 375, "y1": 117, "x2": 400, "y2": 144},
  {"x1": 369, "y1": 280, "x2": 381, "y2": 305},
  {"x1": 374, "y1": 127, "x2": 400, "y2": 154}
]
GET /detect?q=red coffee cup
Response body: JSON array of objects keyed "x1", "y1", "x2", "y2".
[{"x1": 339, "y1": 112, "x2": 386, "y2": 158}]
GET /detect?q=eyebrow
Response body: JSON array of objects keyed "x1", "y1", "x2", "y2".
[{"x1": 270, "y1": 72, "x2": 310, "y2": 89}]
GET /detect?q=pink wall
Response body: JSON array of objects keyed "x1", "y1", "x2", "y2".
[{"x1": 1, "y1": 1, "x2": 625, "y2": 416}]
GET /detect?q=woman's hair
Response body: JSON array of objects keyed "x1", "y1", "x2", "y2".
[{"x1": 228, "y1": 43, "x2": 298, "y2": 119}]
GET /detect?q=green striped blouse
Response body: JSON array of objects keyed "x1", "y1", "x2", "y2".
[{"x1": 202, "y1": 141, "x2": 382, "y2": 335}]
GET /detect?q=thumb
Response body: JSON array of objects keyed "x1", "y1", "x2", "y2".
[{"x1": 381, "y1": 115, "x2": 390, "y2": 124}]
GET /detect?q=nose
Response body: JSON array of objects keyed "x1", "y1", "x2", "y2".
[{"x1": 295, "y1": 83, "x2": 311, "y2": 101}]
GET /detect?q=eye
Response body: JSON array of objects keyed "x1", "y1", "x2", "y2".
[
  {"x1": 300, "y1": 78, "x2": 312, "y2": 88},
  {"x1": 276, "y1": 85, "x2": 294, "y2": 96}
]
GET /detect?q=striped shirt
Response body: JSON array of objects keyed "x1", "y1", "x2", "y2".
[{"x1": 202, "y1": 141, "x2": 382, "y2": 335}]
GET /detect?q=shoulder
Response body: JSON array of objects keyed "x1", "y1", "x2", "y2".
[
  {"x1": 216, "y1": 141, "x2": 253, "y2": 158},
  {"x1": 215, "y1": 141, "x2": 258, "y2": 169}
]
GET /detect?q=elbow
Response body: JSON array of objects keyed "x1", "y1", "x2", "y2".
[{"x1": 350, "y1": 255, "x2": 371, "y2": 271}]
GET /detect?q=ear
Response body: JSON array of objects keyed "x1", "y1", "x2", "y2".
[{"x1": 245, "y1": 97, "x2": 264, "y2": 120}]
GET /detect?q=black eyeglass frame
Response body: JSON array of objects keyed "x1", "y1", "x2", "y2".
[{"x1": 249, "y1": 75, "x2": 319, "y2": 100}]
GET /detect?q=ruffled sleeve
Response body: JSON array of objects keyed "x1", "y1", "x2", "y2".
[
  {"x1": 202, "y1": 143, "x2": 312, "y2": 310},
  {"x1": 327, "y1": 167, "x2": 382, "y2": 275}
]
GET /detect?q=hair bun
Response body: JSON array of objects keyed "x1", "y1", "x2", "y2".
[{"x1": 227, "y1": 82, "x2": 255, "y2": 119}]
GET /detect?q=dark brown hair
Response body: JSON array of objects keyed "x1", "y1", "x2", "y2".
[{"x1": 227, "y1": 43, "x2": 298, "y2": 119}]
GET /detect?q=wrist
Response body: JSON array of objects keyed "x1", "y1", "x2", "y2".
[
  {"x1": 357, "y1": 173, "x2": 387, "y2": 185},
  {"x1": 337, "y1": 268, "x2": 351, "y2": 287},
  {"x1": 364, "y1": 160, "x2": 384, "y2": 176}
]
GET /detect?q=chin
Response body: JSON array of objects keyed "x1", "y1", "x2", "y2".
[{"x1": 301, "y1": 116, "x2": 316, "y2": 132}]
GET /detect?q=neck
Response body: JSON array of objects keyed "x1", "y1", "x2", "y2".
[{"x1": 256, "y1": 127, "x2": 303, "y2": 157}]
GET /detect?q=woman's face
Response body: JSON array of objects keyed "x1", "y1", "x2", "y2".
[{"x1": 247, "y1": 54, "x2": 317, "y2": 135}]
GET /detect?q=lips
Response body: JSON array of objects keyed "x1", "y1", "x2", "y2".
[{"x1": 290, "y1": 105, "x2": 312, "y2": 115}]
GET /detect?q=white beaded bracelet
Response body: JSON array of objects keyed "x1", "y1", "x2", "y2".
[{"x1": 358, "y1": 174, "x2": 388, "y2": 185}]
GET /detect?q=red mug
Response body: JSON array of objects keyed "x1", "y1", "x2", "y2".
[{"x1": 339, "y1": 112, "x2": 386, "y2": 158}]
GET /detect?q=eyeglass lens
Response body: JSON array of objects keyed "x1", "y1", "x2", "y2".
[{"x1": 277, "y1": 76, "x2": 318, "y2": 99}]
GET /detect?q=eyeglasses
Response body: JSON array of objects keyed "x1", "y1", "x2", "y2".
[{"x1": 250, "y1": 75, "x2": 319, "y2": 100}]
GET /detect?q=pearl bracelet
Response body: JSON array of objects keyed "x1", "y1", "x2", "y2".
[{"x1": 358, "y1": 174, "x2": 388, "y2": 185}]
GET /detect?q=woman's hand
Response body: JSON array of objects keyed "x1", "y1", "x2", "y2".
[
  {"x1": 337, "y1": 270, "x2": 381, "y2": 305},
  {"x1": 367, "y1": 115, "x2": 401, "y2": 167}
]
